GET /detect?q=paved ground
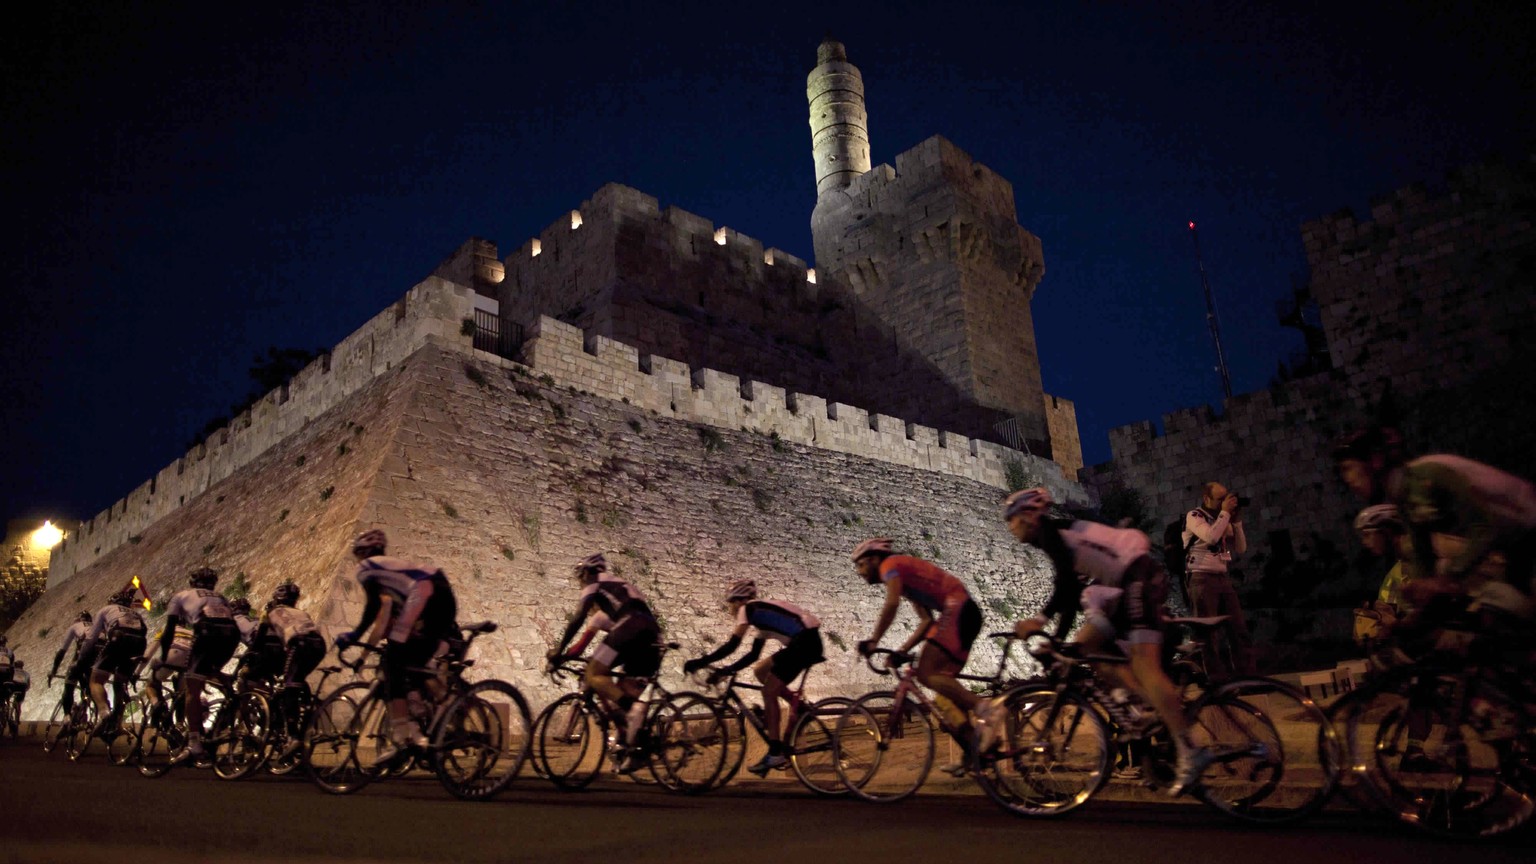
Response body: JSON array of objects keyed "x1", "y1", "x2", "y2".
[{"x1": 1, "y1": 738, "x2": 1531, "y2": 864}]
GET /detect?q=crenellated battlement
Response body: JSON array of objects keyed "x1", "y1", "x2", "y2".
[
  {"x1": 522, "y1": 316, "x2": 1080, "y2": 499},
  {"x1": 48, "y1": 278, "x2": 482, "y2": 585}
]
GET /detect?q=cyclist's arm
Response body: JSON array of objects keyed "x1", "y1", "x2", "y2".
[
  {"x1": 716, "y1": 636, "x2": 766, "y2": 675},
  {"x1": 896, "y1": 601, "x2": 932, "y2": 654},
  {"x1": 158, "y1": 613, "x2": 182, "y2": 661},
  {"x1": 566, "y1": 626, "x2": 598, "y2": 657},
  {"x1": 688, "y1": 621, "x2": 750, "y2": 669},
  {"x1": 345, "y1": 584, "x2": 384, "y2": 644},
  {"x1": 79, "y1": 613, "x2": 107, "y2": 659},
  {"x1": 1185, "y1": 510, "x2": 1232, "y2": 545},
  {"x1": 553, "y1": 595, "x2": 597, "y2": 656},
  {"x1": 1401, "y1": 463, "x2": 1495, "y2": 583},
  {"x1": 865, "y1": 575, "x2": 904, "y2": 646}
]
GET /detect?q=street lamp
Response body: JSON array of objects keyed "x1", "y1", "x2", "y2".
[{"x1": 31, "y1": 520, "x2": 64, "y2": 551}]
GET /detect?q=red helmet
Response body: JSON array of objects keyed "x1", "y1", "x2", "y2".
[{"x1": 850, "y1": 538, "x2": 894, "y2": 562}]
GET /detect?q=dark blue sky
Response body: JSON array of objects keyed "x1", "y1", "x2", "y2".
[{"x1": 3, "y1": 1, "x2": 1532, "y2": 524}]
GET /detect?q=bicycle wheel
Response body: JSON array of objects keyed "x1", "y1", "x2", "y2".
[
  {"x1": 835, "y1": 690, "x2": 934, "y2": 803},
  {"x1": 213, "y1": 691, "x2": 272, "y2": 780},
  {"x1": 304, "y1": 682, "x2": 376, "y2": 794},
  {"x1": 266, "y1": 694, "x2": 309, "y2": 776},
  {"x1": 1371, "y1": 678, "x2": 1533, "y2": 839},
  {"x1": 976, "y1": 688, "x2": 1110, "y2": 817},
  {"x1": 41, "y1": 700, "x2": 70, "y2": 754},
  {"x1": 136, "y1": 704, "x2": 182, "y2": 778},
  {"x1": 712, "y1": 698, "x2": 751, "y2": 788},
  {"x1": 650, "y1": 693, "x2": 730, "y2": 794},
  {"x1": 66, "y1": 701, "x2": 98, "y2": 762},
  {"x1": 789, "y1": 696, "x2": 855, "y2": 795},
  {"x1": 1191, "y1": 678, "x2": 1341, "y2": 823},
  {"x1": 432, "y1": 679, "x2": 532, "y2": 800},
  {"x1": 1328, "y1": 683, "x2": 1393, "y2": 812},
  {"x1": 534, "y1": 693, "x2": 605, "y2": 789}
]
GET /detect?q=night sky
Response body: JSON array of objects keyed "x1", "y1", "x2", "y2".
[{"x1": 3, "y1": 1, "x2": 1532, "y2": 526}]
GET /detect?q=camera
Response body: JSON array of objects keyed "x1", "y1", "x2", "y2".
[{"x1": 1234, "y1": 495, "x2": 1252, "y2": 508}]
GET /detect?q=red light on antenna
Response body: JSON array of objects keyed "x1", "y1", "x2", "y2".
[{"x1": 1188, "y1": 221, "x2": 1196, "y2": 230}]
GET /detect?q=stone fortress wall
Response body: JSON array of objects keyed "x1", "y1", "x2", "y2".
[
  {"x1": 1083, "y1": 155, "x2": 1536, "y2": 630},
  {"x1": 446, "y1": 174, "x2": 1080, "y2": 473},
  {"x1": 52, "y1": 273, "x2": 1084, "y2": 587}
]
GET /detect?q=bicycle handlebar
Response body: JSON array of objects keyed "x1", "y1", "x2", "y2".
[{"x1": 861, "y1": 647, "x2": 914, "y2": 676}]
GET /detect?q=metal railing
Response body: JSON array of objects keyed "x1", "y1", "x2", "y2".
[{"x1": 473, "y1": 309, "x2": 523, "y2": 361}]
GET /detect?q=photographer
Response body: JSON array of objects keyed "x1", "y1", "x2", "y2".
[{"x1": 1183, "y1": 482, "x2": 1253, "y2": 679}]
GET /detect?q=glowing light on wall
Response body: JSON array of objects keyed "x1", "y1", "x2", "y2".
[
  {"x1": 530, "y1": 239, "x2": 542, "y2": 257},
  {"x1": 31, "y1": 520, "x2": 64, "y2": 550},
  {"x1": 713, "y1": 228, "x2": 728, "y2": 246},
  {"x1": 569, "y1": 210, "x2": 583, "y2": 230},
  {"x1": 807, "y1": 268, "x2": 817, "y2": 284}
]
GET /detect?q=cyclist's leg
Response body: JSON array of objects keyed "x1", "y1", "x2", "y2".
[
  {"x1": 86, "y1": 667, "x2": 113, "y2": 721},
  {"x1": 917, "y1": 598, "x2": 982, "y2": 715}
]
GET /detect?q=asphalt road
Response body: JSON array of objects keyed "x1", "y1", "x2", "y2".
[{"x1": 2, "y1": 740, "x2": 1531, "y2": 864}]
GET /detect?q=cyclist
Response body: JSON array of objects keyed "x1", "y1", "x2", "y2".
[
  {"x1": 80, "y1": 586, "x2": 149, "y2": 738},
  {"x1": 140, "y1": 618, "x2": 193, "y2": 716},
  {"x1": 850, "y1": 538, "x2": 996, "y2": 770},
  {"x1": 683, "y1": 578, "x2": 825, "y2": 775},
  {"x1": 4, "y1": 660, "x2": 29, "y2": 732},
  {"x1": 0, "y1": 635, "x2": 14, "y2": 699},
  {"x1": 160, "y1": 567, "x2": 239, "y2": 764},
  {"x1": 333, "y1": 529, "x2": 458, "y2": 762},
  {"x1": 257, "y1": 581, "x2": 325, "y2": 758},
  {"x1": 1333, "y1": 428, "x2": 1535, "y2": 636},
  {"x1": 547, "y1": 553, "x2": 660, "y2": 774},
  {"x1": 49, "y1": 612, "x2": 94, "y2": 712},
  {"x1": 1003, "y1": 487, "x2": 1208, "y2": 796},
  {"x1": 1353, "y1": 504, "x2": 1412, "y2": 645}
]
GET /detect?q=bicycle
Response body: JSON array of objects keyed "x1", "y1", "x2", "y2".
[
  {"x1": 135, "y1": 669, "x2": 229, "y2": 778},
  {"x1": 1332, "y1": 627, "x2": 1534, "y2": 839},
  {"x1": 303, "y1": 621, "x2": 532, "y2": 800},
  {"x1": 40, "y1": 667, "x2": 94, "y2": 754},
  {"x1": 830, "y1": 633, "x2": 1031, "y2": 804},
  {"x1": 66, "y1": 675, "x2": 142, "y2": 764},
  {"x1": 533, "y1": 647, "x2": 729, "y2": 794},
  {"x1": 976, "y1": 628, "x2": 1341, "y2": 823},
  {"x1": 693, "y1": 666, "x2": 861, "y2": 795}
]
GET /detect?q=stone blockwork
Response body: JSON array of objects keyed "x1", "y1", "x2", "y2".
[
  {"x1": 810, "y1": 136, "x2": 1050, "y2": 449},
  {"x1": 466, "y1": 180, "x2": 1078, "y2": 465},
  {"x1": 47, "y1": 279, "x2": 483, "y2": 586},
  {"x1": 9, "y1": 343, "x2": 1060, "y2": 716}
]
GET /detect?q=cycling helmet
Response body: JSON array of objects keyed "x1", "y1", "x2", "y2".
[
  {"x1": 1332, "y1": 427, "x2": 1405, "y2": 464},
  {"x1": 724, "y1": 578, "x2": 757, "y2": 603},
  {"x1": 850, "y1": 538, "x2": 894, "y2": 562},
  {"x1": 189, "y1": 567, "x2": 219, "y2": 589},
  {"x1": 13, "y1": 660, "x2": 22, "y2": 669},
  {"x1": 78, "y1": 611, "x2": 92, "y2": 623},
  {"x1": 1003, "y1": 487, "x2": 1053, "y2": 520},
  {"x1": 352, "y1": 529, "x2": 388, "y2": 555},
  {"x1": 109, "y1": 588, "x2": 136, "y2": 607},
  {"x1": 271, "y1": 581, "x2": 300, "y2": 607},
  {"x1": 229, "y1": 598, "x2": 252, "y2": 616},
  {"x1": 573, "y1": 553, "x2": 608, "y2": 576},
  {"x1": 1354, "y1": 504, "x2": 1404, "y2": 533}
]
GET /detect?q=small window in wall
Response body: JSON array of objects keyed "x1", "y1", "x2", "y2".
[
  {"x1": 713, "y1": 228, "x2": 728, "y2": 246},
  {"x1": 569, "y1": 210, "x2": 583, "y2": 229},
  {"x1": 531, "y1": 239, "x2": 542, "y2": 257}
]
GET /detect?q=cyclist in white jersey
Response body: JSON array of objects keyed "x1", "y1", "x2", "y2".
[
  {"x1": 684, "y1": 579, "x2": 824, "y2": 775},
  {"x1": 1004, "y1": 487, "x2": 1210, "y2": 796},
  {"x1": 161, "y1": 567, "x2": 238, "y2": 763},
  {"x1": 81, "y1": 587, "x2": 149, "y2": 737},
  {"x1": 334, "y1": 529, "x2": 458, "y2": 761},
  {"x1": 548, "y1": 553, "x2": 661, "y2": 773},
  {"x1": 49, "y1": 611, "x2": 94, "y2": 712}
]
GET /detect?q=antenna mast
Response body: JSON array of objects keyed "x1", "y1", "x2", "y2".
[{"x1": 1188, "y1": 221, "x2": 1233, "y2": 400}]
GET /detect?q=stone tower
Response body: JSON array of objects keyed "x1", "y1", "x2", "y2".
[{"x1": 805, "y1": 40, "x2": 1052, "y2": 454}]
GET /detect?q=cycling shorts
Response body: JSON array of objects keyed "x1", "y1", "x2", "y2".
[
  {"x1": 188, "y1": 619, "x2": 240, "y2": 679},
  {"x1": 593, "y1": 614, "x2": 661, "y2": 678},
  {"x1": 924, "y1": 596, "x2": 983, "y2": 664},
  {"x1": 95, "y1": 633, "x2": 148, "y2": 680},
  {"x1": 1081, "y1": 555, "x2": 1169, "y2": 643},
  {"x1": 284, "y1": 633, "x2": 327, "y2": 687},
  {"x1": 768, "y1": 628, "x2": 825, "y2": 683}
]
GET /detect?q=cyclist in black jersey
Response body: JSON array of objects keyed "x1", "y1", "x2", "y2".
[
  {"x1": 548, "y1": 553, "x2": 660, "y2": 773},
  {"x1": 684, "y1": 579, "x2": 825, "y2": 775}
]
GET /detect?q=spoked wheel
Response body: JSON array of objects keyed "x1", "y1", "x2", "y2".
[
  {"x1": 136, "y1": 703, "x2": 183, "y2": 779},
  {"x1": 66, "y1": 702, "x2": 99, "y2": 762},
  {"x1": 712, "y1": 698, "x2": 751, "y2": 788},
  {"x1": 834, "y1": 690, "x2": 935, "y2": 803},
  {"x1": 431, "y1": 680, "x2": 532, "y2": 800},
  {"x1": 41, "y1": 700, "x2": 71, "y2": 754},
  {"x1": 1328, "y1": 683, "x2": 1394, "y2": 812},
  {"x1": 534, "y1": 693, "x2": 606, "y2": 790},
  {"x1": 650, "y1": 693, "x2": 730, "y2": 794},
  {"x1": 304, "y1": 683, "x2": 376, "y2": 795},
  {"x1": 975, "y1": 689, "x2": 1110, "y2": 817},
  {"x1": 789, "y1": 696, "x2": 856, "y2": 795},
  {"x1": 213, "y1": 691, "x2": 273, "y2": 780},
  {"x1": 1369, "y1": 679, "x2": 1534, "y2": 839}
]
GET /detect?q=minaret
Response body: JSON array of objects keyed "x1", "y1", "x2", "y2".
[{"x1": 807, "y1": 38, "x2": 871, "y2": 196}]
